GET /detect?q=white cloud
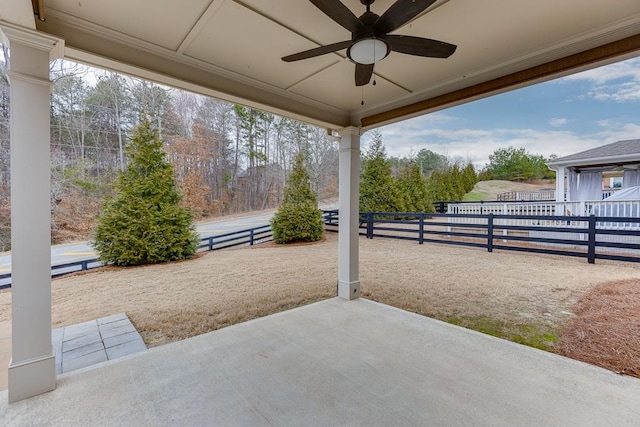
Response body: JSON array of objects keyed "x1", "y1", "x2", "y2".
[
  {"x1": 548, "y1": 117, "x2": 567, "y2": 127},
  {"x1": 594, "y1": 123, "x2": 640, "y2": 144},
  {"x1": 560, "y1": 57, "x2": 640, "y2": 84},
  {"x1": 557, "y1": 57, "x2": 640, "y2": 103},
  {"x1": 589, "y1": 81, "x2": 640, "y2": 102},
  {"x1": 379, "y1": 123, "x2": 604, "y2": 168},
  {"x1": 373, "y1": 56, "x2": 640, "y2": 167}
]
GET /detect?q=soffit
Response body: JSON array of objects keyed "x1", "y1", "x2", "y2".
[{"x1": 30, "y1": 0, "x2": 640, "y2": 130}]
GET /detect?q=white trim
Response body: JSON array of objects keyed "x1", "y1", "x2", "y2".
[
  {"x1": 7, "y1": 353, "x2": 55, "y2": 403},
  {"x1": 65, "y1": 47, "x2": 345, "y2": 131},
  {"x1": 8, "y1": 351, "x2": 54, "y2": 369},
  {"x1": 0, "y1": 20, "x2": 64, "y2": 60},
  {"x1": 7, "y1": 69, "x2": 53, "y2": 87},
  {"x1": 548, "y1": 153, "x2": 640, "y2": 168}
]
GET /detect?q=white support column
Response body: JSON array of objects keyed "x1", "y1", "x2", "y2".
[
  {"x1": 337, "y1": 127, "x2": 360, "y2": 300},
  {"x1": 555, "y1": 166, "x2": 566, "y2": 215},
  {"x1": 1, "y1": 23, "x2": 62, "y2": 403}
]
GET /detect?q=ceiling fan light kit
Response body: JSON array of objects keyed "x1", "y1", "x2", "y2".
[
  {"x1": 348, "y1": 38, "x2": 389, "y2": 64},
  {"x1": 282, "y1": 0, "x2": 457, "y2": 86}
]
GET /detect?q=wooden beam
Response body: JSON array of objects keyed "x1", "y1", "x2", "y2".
[
  {"x1": 31, "y1": 0, "x2": 46, "y2": 21},
  {"x1": 362, "y1": 33, "x2": 640, "y2": 128}
]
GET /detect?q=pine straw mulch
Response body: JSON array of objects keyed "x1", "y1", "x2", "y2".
[{"x1": 556, "y1": 279, "x2": 640, "y2": 379}]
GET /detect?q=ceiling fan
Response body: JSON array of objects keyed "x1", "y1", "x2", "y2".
[{"x1": 282, "y1": 0, "x2": 457, "y2": 86}]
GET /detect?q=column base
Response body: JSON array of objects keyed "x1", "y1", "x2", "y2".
[
  {"x1": 338, "y1": 280, "x2": 361, "y2": 300},
  {"x1": 8, "y1": 353, "x2": 56, "y2": 403}
]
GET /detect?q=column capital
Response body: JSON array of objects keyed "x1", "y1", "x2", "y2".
[
  {"x1": 0, "y1": 21, "x2": 64, "y2": 60},
  {"x1": 337, "y1": 126, "x2": 362, "y2": 137},
  {"x1": 337, "y1": 127, "x2": 361, "y2": 152}
]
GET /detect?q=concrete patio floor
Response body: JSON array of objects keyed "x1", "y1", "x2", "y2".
[
  {"x1": 1, "y1": 314, "x2": 147, "y2": 393},
  {"x1": 1, "y1": 298, "x2": 640, "y2": 426}
]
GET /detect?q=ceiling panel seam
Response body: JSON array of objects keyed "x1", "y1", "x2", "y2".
[
  {"x1": 176, "y1": 0, "x2": 227, "y2": 54},
  {"x1": 229, "y1": 0, "x2": 413, "y2": 96},
  {"x1": 284, "y1": 60, "x2": 342, "y2": 91},
  {"x1": 41, "y1": 10, "x2": 349, "y2": 118}
]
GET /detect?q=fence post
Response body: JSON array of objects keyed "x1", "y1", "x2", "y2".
[
  {"x1": 502, "y1": 203, "x2": 508, "y2": 241},
  {"x1": 208, "y1": 237, "x2": 214, "y2": 251},
  {"x1": 487, "y1": 213, "x2": 494, "y2": 252},
  {"x1": 419, "y1": 213, "x2": 424, "y2": 245},
  {"x1": 81, "y1": 260, "x2": 88, "y2": 271},
  {"x1": 249, "y1": 229, "x2": 255, "y2": 246},
  {"x1": 438, "y1": 201, "x2": 445, "y2": 213},
  {"x1": 367, "y1": 212, "x2": 374, "y2": 239},
  {"x1": 587, "y1": 214, "x2": 596, "y2": 264}
]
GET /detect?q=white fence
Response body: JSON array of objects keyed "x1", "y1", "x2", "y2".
[
  {"x1": 448, "y1": 199, "x2": 640, "y2": 222},
  {"x1": 496, "y1": 189, "x2": 621, "y2": 202},
  {"x1": 497, "y1": 190, "x2": 555, "y2": 201},
  {"x1": 446, "y1": 199, "x2": 640, "y2": 253}
]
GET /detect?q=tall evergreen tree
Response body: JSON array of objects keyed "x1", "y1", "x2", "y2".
[
  {"x1": 462, "y1": 163, "x2": 478, "y2": 192},
  {"x1": 360, "y1": 131, "x2": 403, "y2": 212},
  {"x1": 93, "y1": 118, "x2": 198, "y2": 266},
  {"x1": 397, "y1": 160, "x2": 433, "y2": 212},
  {"x1": 449, "y1": 164, "x2": 466, "y2": 200},
  {"x1": 270, "y1": 152, "x2": 324, "y2": 243}
]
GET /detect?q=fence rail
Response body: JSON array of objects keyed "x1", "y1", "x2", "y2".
[
  {"x1": 446, "y1": 199, "x2": 640, "y2": 231},
  {"x1": 497, "y1": 190, "x2": 555, "y2": 202},
  {"x1": 0, "y1": 223, "x2": 275, "y2": 290},
  {"x1": 322, "y1": 209, "x2": 640, "y2": 264},
  {"x1": 4, "y1": 209, "x2": 636, "y2": 290}
]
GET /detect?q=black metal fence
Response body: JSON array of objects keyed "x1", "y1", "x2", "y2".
[
  {"x1": 0, "y1": 224, "x2": 274, "y2": 290},
  {"x1": 322, "y1": 209, "x2": 640, "y2": 264},
  {"x1": 4, "y1": 209, "x2": 636, "y2": 290}
]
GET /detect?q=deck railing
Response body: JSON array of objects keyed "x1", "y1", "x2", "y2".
[
  {"x1": 497, "y1": 190, "x2": 555, "y2": 201},
  {"x1": 446, "y1": 199, "x2": 640, "y2": 230}
]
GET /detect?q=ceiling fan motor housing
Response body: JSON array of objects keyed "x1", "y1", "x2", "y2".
[
  {"x1": 282, "y1": 0, "x2": 456, "y2": 86},
  {"x1": 348, "y1": 10, "x2": 391, "y2": 64}
]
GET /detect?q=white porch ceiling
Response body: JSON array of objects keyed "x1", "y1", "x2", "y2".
[{"x1": 30, "y1": 0, "x2": 640, "y2": 129}]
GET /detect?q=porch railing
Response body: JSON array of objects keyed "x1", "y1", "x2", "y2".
[
  {"x1": 497, "y1": 190, "x2": 555, "y2": 201},
  {"x1": 446, "y1": 199, "x2": 640, "y2": 230}
]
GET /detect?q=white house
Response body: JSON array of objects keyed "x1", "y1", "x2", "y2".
[{"x1": 547, "y1": 139, "x2": 640, "y2": 202}]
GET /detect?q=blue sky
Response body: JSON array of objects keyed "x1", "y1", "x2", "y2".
[{"x1": 376, "y1": 57, "x2": 640, "y2": 168}]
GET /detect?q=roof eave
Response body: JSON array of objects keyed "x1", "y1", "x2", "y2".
[{"x1": 547, "y1": 153, "x2": 640, "y2": 169}]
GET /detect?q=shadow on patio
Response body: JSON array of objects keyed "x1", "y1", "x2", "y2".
[{"x1": 2, "y1": 298, "x2": 639, "y2": 425}]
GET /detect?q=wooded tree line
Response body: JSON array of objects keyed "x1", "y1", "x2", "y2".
[{"x1": 0, "y1": 55, "x2": 340, "y2": 250}]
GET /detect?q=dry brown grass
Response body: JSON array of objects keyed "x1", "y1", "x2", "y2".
[
  {"x1": 0, "y1": 237, "x2": 338, "y2": 347},
  {"x1": 556, "y1": 280, "x2": 640, "y2": 378},
  {"x1": 1, "y1": 233, "x2": 639, "y2": 363}
]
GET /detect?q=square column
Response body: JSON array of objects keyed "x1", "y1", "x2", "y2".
[
  {"x1": 337, "y1": 127, "x2": 360, "y2": 300},
  {"x1": 1, "y1": 23, "x2": 62, "y2": 403},
  {"x1": 555, "y1": 166, "x2": 566, "y2": 215}
]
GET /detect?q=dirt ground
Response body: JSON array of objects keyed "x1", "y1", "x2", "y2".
[{"x1": 1, "y1": 233, "x2": 639, "y2": 372}]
